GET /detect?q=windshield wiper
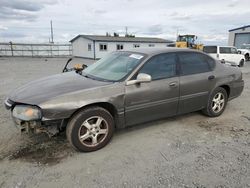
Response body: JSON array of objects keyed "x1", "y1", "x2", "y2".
[
  {"x1": 81, "y1": 73, "x2": 99, "y2": 81},
  {"x1": 81, "y1": 73, "x2": 91, "y2": 78},
  {"x1": 81, "y1": 72, "x2": 114, "y2": 82}
]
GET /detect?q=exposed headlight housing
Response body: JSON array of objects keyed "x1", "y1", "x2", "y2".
[{"x1": 12, "y1": 105, "x2": 42, "y2": 121}]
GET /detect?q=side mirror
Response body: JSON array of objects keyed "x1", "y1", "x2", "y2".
[
  {"x1": 126, "y1": 73, "x2": 152, "y2": 86},
  {"x1": 238, "y1": 50, "x2": 241, "y2": 54},
  {"x1": 137, "y1": 73, "x2": 152, "y2": 82},
  {"x1": 221, "y1": 59, "x2": 226, "y2": 64}
]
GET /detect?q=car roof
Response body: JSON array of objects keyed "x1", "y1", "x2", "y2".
[
  {"x1": 122, "y1": 47, "x2": 202, "y2": 56},
  {"x1": 204, "y1": 45, "x2": 236, "y2": 48}
]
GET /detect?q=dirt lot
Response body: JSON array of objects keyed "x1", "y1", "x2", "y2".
[{"x1": 0, "y1": 57, "x2": 249, "y2": 188}]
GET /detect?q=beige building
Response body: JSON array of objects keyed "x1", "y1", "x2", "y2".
[
  {"x1": 70, "y1": 35, "x2": 173, "y2": 59},
  {"x1": 228, "y1": 25, "x2": 250, "y2": 48}
]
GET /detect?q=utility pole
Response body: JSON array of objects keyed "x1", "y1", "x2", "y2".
[
  {"x1": 125, "y1": 26, "x2": 128, "y2": 36},
  {"x1": 50, "y1": 20, "x2": 54, "y2": 43}
]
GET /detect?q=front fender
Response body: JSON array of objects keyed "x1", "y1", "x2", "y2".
[{"x1": 39, "y1": 83, "x2": 125, "y2": 121}]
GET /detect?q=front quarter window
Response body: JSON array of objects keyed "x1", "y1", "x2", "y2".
[
  {"x1": 83, "y1": 52, "x2": 144, "y2": 81},
  {"x1": 231, "y1": 48, "x2": 238, "y2": 54}
]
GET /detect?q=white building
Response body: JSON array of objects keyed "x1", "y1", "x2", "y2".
[
  {"x1": 70, "y1": 35, "x2": 173, "y2": 59},
  {"x1": 228, "y1": 25, "x2": 250, "y2": 48}
]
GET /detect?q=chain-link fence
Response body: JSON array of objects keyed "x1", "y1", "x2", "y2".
[{"x1": 0, "y1": 42, "x2": 72, "y2": 57}]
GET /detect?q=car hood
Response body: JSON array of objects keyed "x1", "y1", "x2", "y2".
[
  {"x1": 238, "y1": 49, "x2": 249, "y2": 52},
  {"x1": 8, "y1": 72, "x2": 112, "y2": 105}
]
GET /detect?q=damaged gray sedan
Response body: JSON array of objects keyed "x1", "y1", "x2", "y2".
[{"x1": 5, "y1": 48, "x2": 244, "y2": 152}]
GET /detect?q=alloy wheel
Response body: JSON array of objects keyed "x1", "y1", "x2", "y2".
[
  {"x1": 78, "y1": 116, "x2": 108, "y2": 147},
  {"x1": 212, "y1": 92, "x2": 225, "y2": 113}
]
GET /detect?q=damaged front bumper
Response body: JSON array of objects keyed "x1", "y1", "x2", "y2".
[
  {"x1": 12, "y1": 116, "x2": 61, "y2": 137},
  {"x1": 5, "y1": 98, "x2": 65, "y2": 137}
]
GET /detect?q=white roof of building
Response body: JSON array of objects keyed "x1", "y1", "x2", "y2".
[{"x1": 70, "y1": 35, "x2": 173, "y2": 43}]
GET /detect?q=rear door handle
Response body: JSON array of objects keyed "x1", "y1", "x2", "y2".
[
  {"x1": 169, "y1": 82, "x2": 178, "y2": 87},
  {"x1": 208, "y1": 75, "x2": 215, "y2": 80}
]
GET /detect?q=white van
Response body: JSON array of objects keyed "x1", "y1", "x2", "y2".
[
  {"x1": 203, "y1": 46, "x2": 245, "y2": 67},
  {"x1": 238, "y1": 44, "x2": 250, "y2": 61}
]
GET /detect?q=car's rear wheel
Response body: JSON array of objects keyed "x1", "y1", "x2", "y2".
[
  {"x1": 239, "y1": 59, "x2": 244, "y2": 67},
  {"x1": 202, "y1": 87, "x2": 228, "y2": 117},
  {"x1": 66, "y1": 106, "x2": 114, "y2": 152}
]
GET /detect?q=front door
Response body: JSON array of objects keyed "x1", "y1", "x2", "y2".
[{"x1": 124, "y1": 53, "x2": 179, "y2": 126}]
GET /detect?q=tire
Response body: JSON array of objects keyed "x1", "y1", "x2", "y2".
[
  {"x1": 245, "y1": 54, "x2": 249, "y2": 61},
  {"x1": 66, "y1": 106, "x2": 114, "y2": 152},
  {"x1": 202, "y1": 87, "x2": 228, "y2": 117},
  {"x1": 238, "y1": 59, "x2": 244, "y2": 67}
]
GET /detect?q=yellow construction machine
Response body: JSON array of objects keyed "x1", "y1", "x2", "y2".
[{"x1": 175, "y1": 34, "x2": 203, "y2": 50}]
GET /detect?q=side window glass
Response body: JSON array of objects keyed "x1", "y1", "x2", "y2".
[
  {"x1": 178, "y1": 52, "x2": 210, "y2": 75},
  {"x1": 231, "y1": 48, "x2": 237, "y2": 54},
  {"x1": 138, "y1": 53, "x2": 177, "y2": 80},
  {"x1": 220, "y1": 47, "x2": 231, "y2": 54},
  {"x1": 203, "y1": 46, "x2": 217, "y2": 53}
]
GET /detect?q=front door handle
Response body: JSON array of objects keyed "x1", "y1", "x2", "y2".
[
  {"x1": 169, "y1": 82, "x2": 177, "y2": 87},
  {"x1": 208, "y1": 75, "x2": 215, "y2": 80}
]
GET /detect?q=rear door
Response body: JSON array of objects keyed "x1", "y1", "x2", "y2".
[
  {"x1": 231, "y1": 47, "x2": 242, "y2": 64},
  {"x1": 177, "y1": 52, "x2": 216, "y2": 114},
  {"x1": 219, "y1": 47, "x2": 229, "y2": 61},
  {"x1": 125, "y1": 53, "x2": 179, "y2": 126}
]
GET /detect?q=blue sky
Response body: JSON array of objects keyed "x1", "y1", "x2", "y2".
[{"x1": 0, "y1": 0, "x2": 249, "y2": 45}]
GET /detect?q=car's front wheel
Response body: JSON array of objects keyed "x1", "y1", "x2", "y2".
[
  {"x1": 202, "y1": 87, "x2": 228, "y2": 117},
  {"x1": 245, "y1": 54, "x2": 249, "y2": 61},
  {"x1": 66, "y1": 106, "x2": 114, "y2": 152}
]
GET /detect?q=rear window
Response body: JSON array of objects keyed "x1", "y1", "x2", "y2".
[{"x1": 203, "y1": 46, "x2": 217, "y2": 53}]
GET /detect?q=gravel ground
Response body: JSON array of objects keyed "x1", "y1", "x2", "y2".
[{"x1": 0, "y1": 57, "x2": 249, "y2": 188}]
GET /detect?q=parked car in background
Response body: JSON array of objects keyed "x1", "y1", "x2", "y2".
[
  {"x1": 203, "y1": 45, "x2": 245, "y2": 67},
  {"x1": 238, "y1": 44, "x2": 250, "y2": 61},
  {"x1": 5, "y1": 48, "x2": 244, "y2": 152}
]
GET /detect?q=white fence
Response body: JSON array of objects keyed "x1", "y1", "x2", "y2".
[{"x1": 0, "y1": 42, "x2": 72, "y2": 57}]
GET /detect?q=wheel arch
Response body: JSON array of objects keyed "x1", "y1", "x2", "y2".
[
  {"x1": 203, "y1": 85, "x2": 230, "y2": 117},
  {"x1": 67, "y1": 102, "x2": 119, "y2": 128},
  {"x1": 218, "y1": 85, "x2": 230, "y2": 98}
]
